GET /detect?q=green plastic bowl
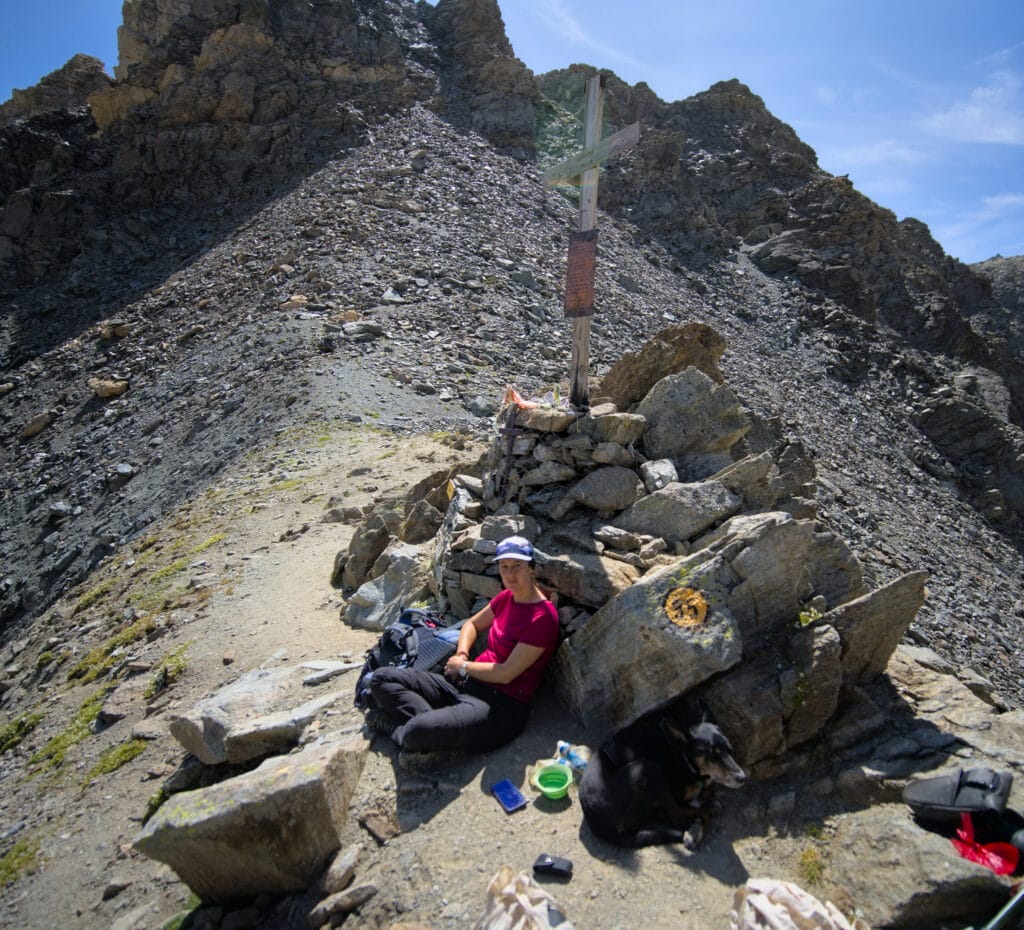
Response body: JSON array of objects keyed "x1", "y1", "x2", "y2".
[{"x1": 532, "y1": 763, "x2": 572, "y2": 800}]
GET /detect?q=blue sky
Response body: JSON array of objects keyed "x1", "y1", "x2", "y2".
[{"x1": 2, "y1": 1, "x2": 1022, "y2": 264}]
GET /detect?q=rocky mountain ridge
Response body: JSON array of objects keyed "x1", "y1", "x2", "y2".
[
  {"x1": 0, "y1": 1, "x2": 1023, "y2": 927},
  {"x1": 1, "y1": 0, "x2": 1022, "y2": 700}
]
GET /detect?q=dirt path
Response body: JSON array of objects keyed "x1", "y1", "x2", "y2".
[{"x1": 0, "y1": 419, "x2": 817, "y2": 930}]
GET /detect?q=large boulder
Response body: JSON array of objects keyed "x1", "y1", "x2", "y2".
[
  {"x1": 713, "y1": 452, "x2": 777, "y2": 508},
  {"x1": 401, "y1": 499, "x2": 445, "y2": 544},
  {"x1": 556, "y1": 512, "x2": 871, "y2": 742},
  {"x1": 537, "y1": 551, "x2": 640, "y2": 610},
  {"x1": 554, "y1": 557, "x2": 743, "y2": 734},
  {"x1": 168, "y1": 666, "x2": 345, "y2": 765},
  {"x1": 555, "y1": 466, "x2": 644, "y2": 517},
  {"x1": 827, "y1": 806, "x2": 1013, "y2": 929},
  {"x1": 701, "y1": 623, "x2": 843, "y2": 766},
  {"x1": 478, "y1": 514, "x2": 539, "y2": 542},
  {"x1": 520, "y1": 460, "x2": 578, "y2": 487},
  {"x1": 135, "y1": 736, "x2": 368, "y2": 902},
  {"x1": 695, "y1": 513, "x2": 865, "y2": 636},
  {"x1": 341, "y1": 509, "x2": 401, "y2": 591},
  {"x1": 598, "y1": 323, "x2": 727, "y2": 409},
  {"x1": 575, "y1": 412, "x2": 647, "y2": 446},
  {"x1": 782, "y1": 623, "x2": 843, "y2": 747},
  {"x1": 639, "y1": 459, "x2": 678, "y2": 493},
  {"x1": 636, "y1": 367, "x2": 750, "y2": 461},
  {"x1": 612, "y1": 479, "x2": 741, "y2": 544},
  {"x1": 518, "y1": 406, "x2": 578, "y2": 433},
  {"x1": 342, "y1": 541, "x2": 432, "y2": 631},
  {"x1": 702, "y1": 656, "x2": 786, "y2": 763},
  {"x1": 829, "y1": 571, "x2": 928, "y2": 681}
]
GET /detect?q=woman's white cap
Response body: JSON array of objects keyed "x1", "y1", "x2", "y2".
[{"x1": 490, "y1": 536, "x2": 534, "y2": 562}]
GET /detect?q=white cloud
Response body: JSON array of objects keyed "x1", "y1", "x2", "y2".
[
  {"x1": 934, "y1": 192, "x2": 1024, "y2": 260},
  {"x1": 922, "y1": 70, "x2": 1024, "y2": 144},
  {"x1": 983, "y1": 192, "x2": 1024, "y2": 212},
  {"x1": 836, "y1": 138, "x2": 924, "y2": 168},
  {"x1": 962, "y1": 193, "x2": 1024, "y2": 235},
  {"x1": 816, "y1": 84, "x2": 837, "y2": 106},
  {"x1": 532, "y1": 0, "x2": 646, "y2": 73},
  {"x1": 976, "y1": 42, "x2": 1024, "y2": 69},
  {"x1": 811, "y1": 138, "x2": 929, "y2": 212}
]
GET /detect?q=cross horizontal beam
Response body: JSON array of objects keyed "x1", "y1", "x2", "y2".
[{"x1": 542, "y1": 121, "x2": 641, "y2": 186}]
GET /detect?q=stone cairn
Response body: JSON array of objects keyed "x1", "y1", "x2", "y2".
[
  {"x1": 137, "y1": 327, "x2": 1004, "y2": 924},
  {"x1": 338, "y1": 324, "x2": 927, "y2": 771}
]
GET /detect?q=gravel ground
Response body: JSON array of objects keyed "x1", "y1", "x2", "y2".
[
  {"x1": 0, "y1": 104, "x2": 1022, "y2": 929},
  {"x1": 3, "y1": 106, "x2": 1021, "y2": 708}
]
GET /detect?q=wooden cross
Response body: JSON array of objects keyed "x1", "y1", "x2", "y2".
[{"x1": 543, "y1": 73, "x2": 640, "y2": 409}]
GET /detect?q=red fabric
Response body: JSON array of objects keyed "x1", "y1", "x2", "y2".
[
  {"x1": 952, "y1": 813, "x2": 1019, "y2": 876},
  {"x1": 477, "y1": 588, "x2": 559, "y2": 703}
]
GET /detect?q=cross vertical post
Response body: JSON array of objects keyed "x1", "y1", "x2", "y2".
[
  {"x1": 569, "y1": 74, "x2": 603, "y2": 409},
  {"x1": 543, "y1": 74, "x2": 639, "y2": 410}
]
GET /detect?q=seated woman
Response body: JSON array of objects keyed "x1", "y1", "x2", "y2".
[{"x1": 366, "y1": 535, "x2": 559, "y2": 753}]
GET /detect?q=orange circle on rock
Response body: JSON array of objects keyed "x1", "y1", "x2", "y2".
[{"x1": 663, "y1": 587, "x2": 708, "y2": 627}]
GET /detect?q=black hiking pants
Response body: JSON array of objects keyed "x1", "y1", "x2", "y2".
[{"x1": 368, "y1": 666, "x2": 530, "y2": 753}]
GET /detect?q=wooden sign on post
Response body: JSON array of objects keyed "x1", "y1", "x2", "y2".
[
  {"x1": 564, "y1": 230, "x2": 598, "y2": 316},
  {"x1": 543, "y1": 73, "x2": 640, "y2": 409}
]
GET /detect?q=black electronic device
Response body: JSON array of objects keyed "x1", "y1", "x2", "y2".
[{"x1": 533, "y1": 854, "x2": 573, "y2": 878}]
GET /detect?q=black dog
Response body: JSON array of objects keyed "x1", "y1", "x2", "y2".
[{"x1": 578, "y1": 707, "x2": 746, "y2": 848}]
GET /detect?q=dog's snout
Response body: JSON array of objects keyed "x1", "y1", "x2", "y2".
[{"x1": 699, "y1": 754, "x2": 747, "y2": 789}]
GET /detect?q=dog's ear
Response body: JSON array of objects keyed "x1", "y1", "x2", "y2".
[
  {"x1": 660, "y1": 716, "x2": 688, "y2": 743},
  {"x1": 688, "y1": 720, "x2": 724, "y2": 750}
]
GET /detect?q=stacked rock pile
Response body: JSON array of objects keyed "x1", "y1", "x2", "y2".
[
  {"x1": 337, "y1": 325, "x2": 930, "y2": 764},
  {"x1": 427, "y1": 325, "x2": 821, "y2": 639}
]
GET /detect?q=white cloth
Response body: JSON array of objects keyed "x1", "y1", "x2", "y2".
[
  {"x1": 730, "y1": 878, "x2": 871, "y2": 930},
  {"x1": 474, "y1": 865, "x2": 575, "y2": 930}
]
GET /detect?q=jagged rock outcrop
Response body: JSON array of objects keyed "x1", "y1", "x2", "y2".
[
  {"x1": 0, "y1": 0, "x2": 536, "y2": 281},
  {"x1": 976, "y1": 254, "x2": 1024, "y2": 316},
  {"x1": 544, "y1": 73, "x2": 1024, "y2": 531},
  {"x1": 597, "y1": 321, "x2": 726, "y2": 408},
  {"x1": 913, "y1": 383, "x2": 1024, "y2": 523},
  {"x1": 588, "y1": 73, "x2": 999, "y2": 368},
  {"x1": 94, "y1": 0, "x2": 424, "y2": 146},
  {"x1": 0, "y1": 54, "x2": 112, "y2": 124},
  {"x1": 422, "y1": 0, "x2": 538, "y2": 154}
]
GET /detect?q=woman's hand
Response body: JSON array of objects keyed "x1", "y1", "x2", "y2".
[{"x1": 444, "y1": 653, "x2": 469, "y2": 683}]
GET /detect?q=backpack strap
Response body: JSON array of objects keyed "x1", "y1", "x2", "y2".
[{"x1": 402, "y1": 624, "x2": 419, "y2": 665}]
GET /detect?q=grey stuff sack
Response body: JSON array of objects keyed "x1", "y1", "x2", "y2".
[{"x1": 903, "y1": 766, "x2": 1013, "y2": 828}]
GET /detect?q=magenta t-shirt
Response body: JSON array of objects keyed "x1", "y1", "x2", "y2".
[{"x1": 476, "y1": 588, "x2": 559, "y2": 703}]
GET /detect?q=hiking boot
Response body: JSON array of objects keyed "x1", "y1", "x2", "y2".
[{"x1": 363, "y1": 709, "x2": 398, "y2": 739}]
